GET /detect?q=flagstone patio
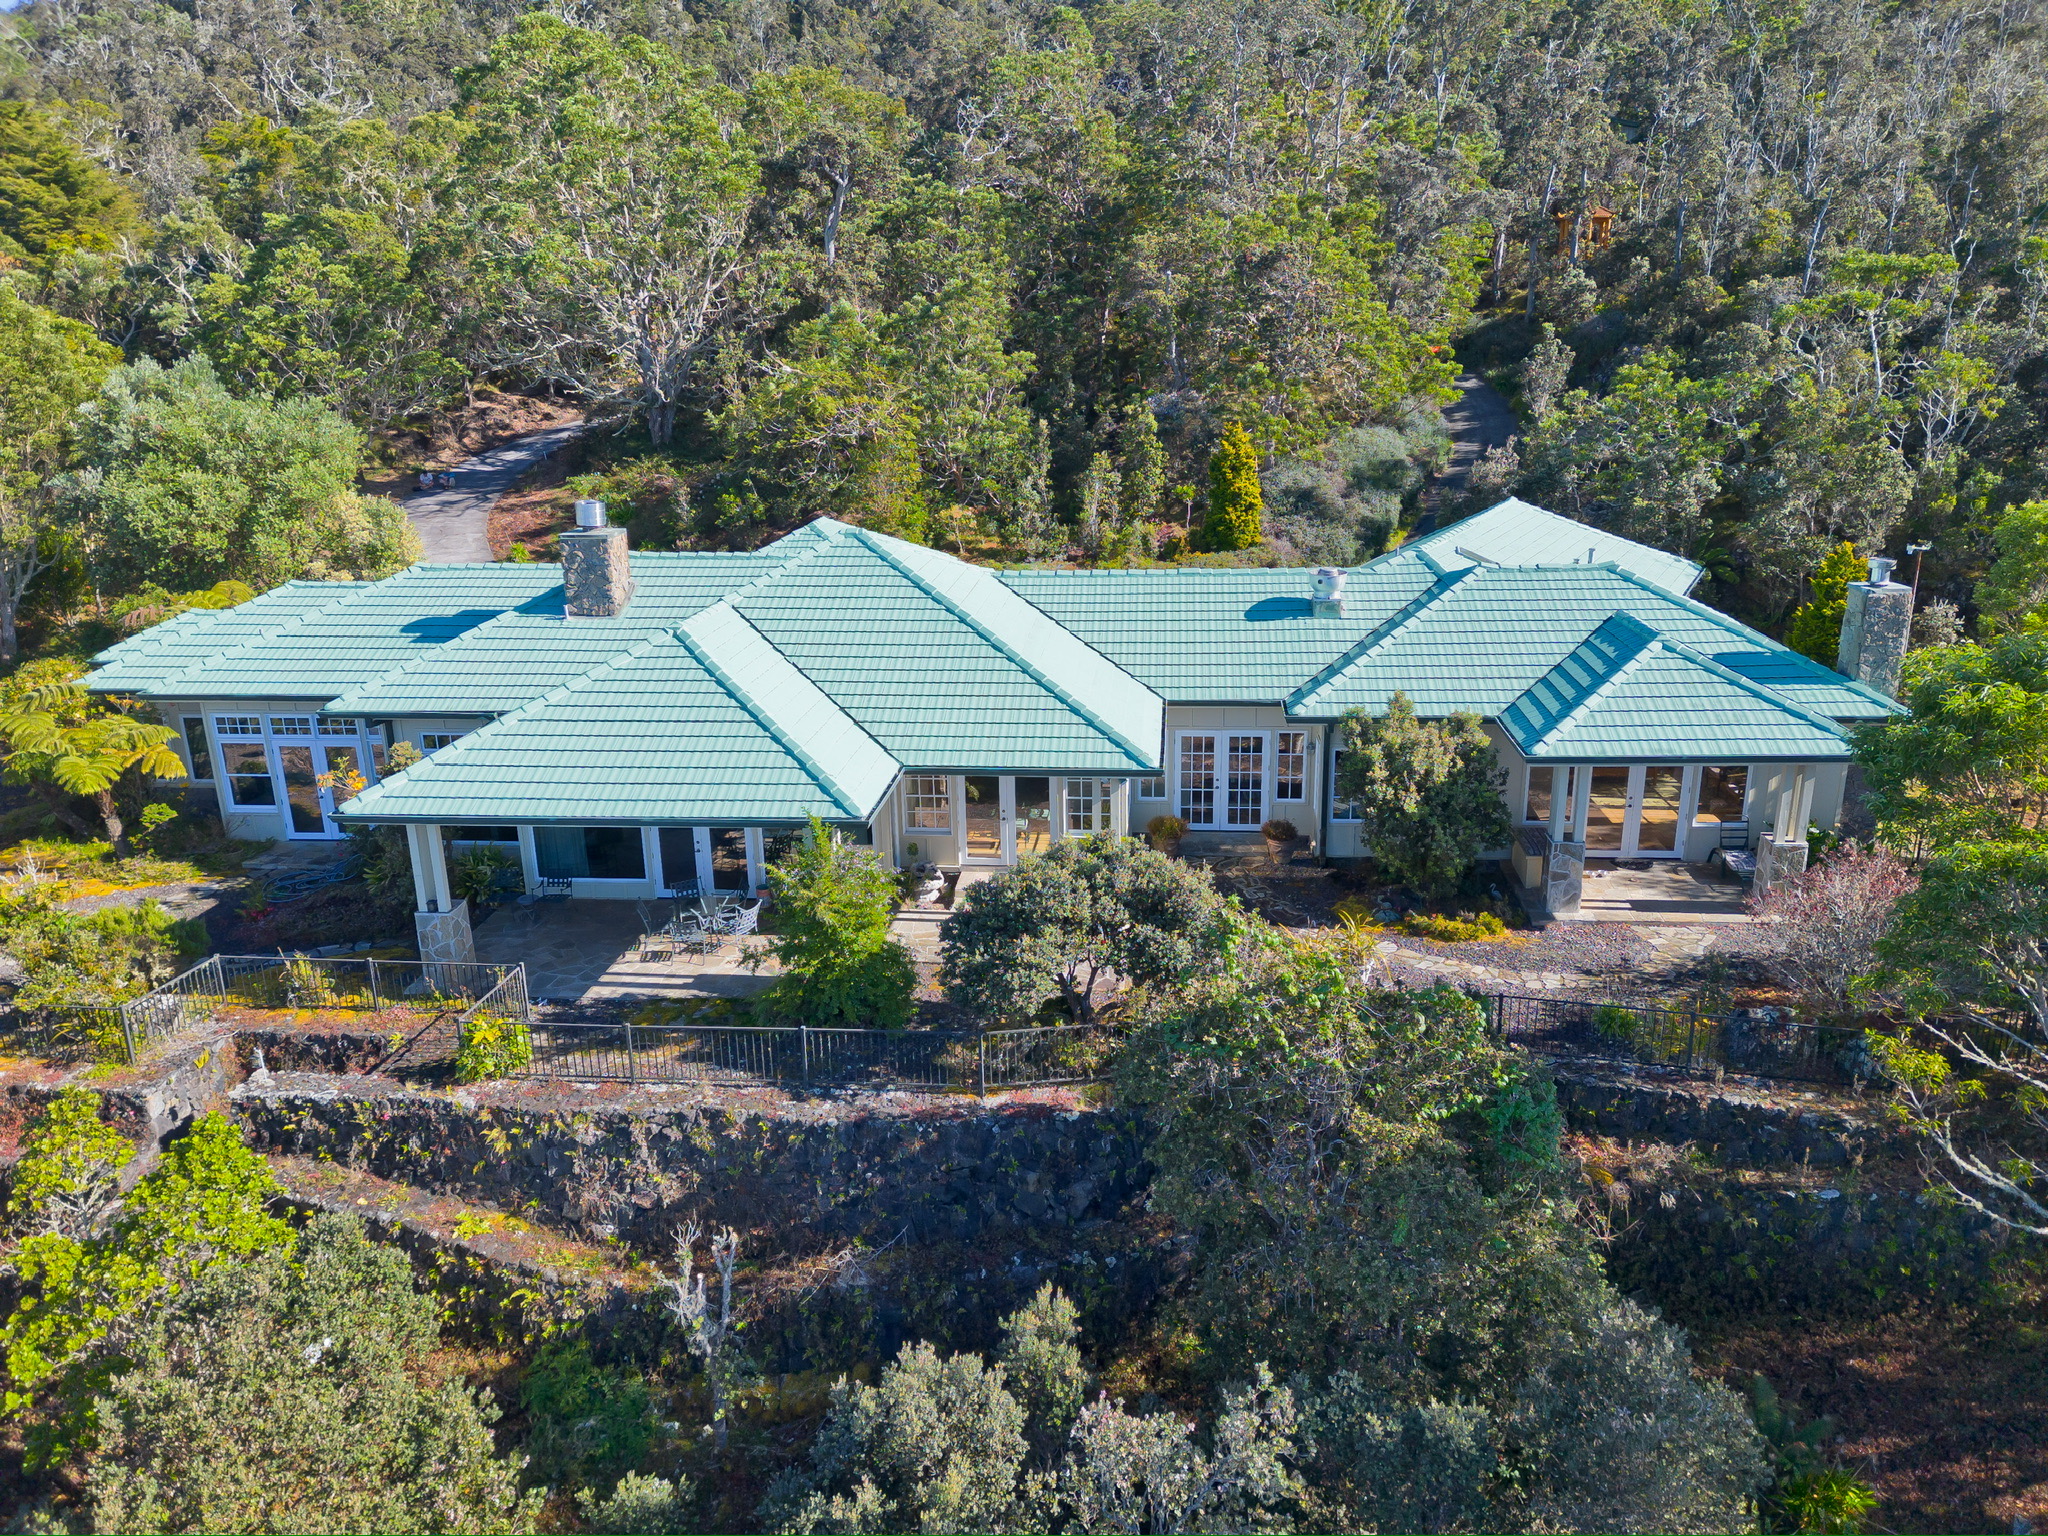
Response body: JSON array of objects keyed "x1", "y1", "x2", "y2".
[{"x1": 471, "y1": 900, "x2": 781, "y2": 1004}]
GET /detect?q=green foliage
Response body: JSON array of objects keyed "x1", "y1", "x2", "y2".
[
  {"x1": 0, "y1": 671, "x2": 184, "y2": 852},
  {"x1": 0, "y1": 102, "x2": 142, "y2": 261},
  {"x1": 6, "y1": 1089, "x2": 131, "y2": 1240},
  {"x1": 0, "y1": 886, "x2": 202, "y2": 1026},
  {"x1": 1853, "y1": 626, "x2": 2048, "y2": 850},
  {"x1": 759, "y1": 1339, "x2": 1030, "y2": 1534},
  {"x1": 1119, "y1": 405, "x2": 1166, "y2": 526},
  {"x1": 940, "y1": 833, "x2": 1230, "y2": 1026},
  {"x1": 1144, "y1": 814, "x2": 1186, "y2": 847},
  {"x1": 1517, "y1": 349, "x2": 1724, "y2": 554},
  {"x1": 755, "y1": 814, "x2": 915, "y2": 1029},
  {"x1": 450, "y1": 844, "x2": 520, "y2": 908},
  {"x1": 1877, "y1": 838, "x2": 2048, "y2": 1020},
  {"x1": 1978, "y1": 499, "x2": 2048, "y2": 624},
  {"x1": 1401, "y1": 909, "x2": 1507, "y2": 941},
  {"x1": 1, "y1": 1113, "x2": 293, "y2": 1468},
  {"x1": 1776, "y1": 1468, "x2": 1880, "y2": 1534},
  {"x1": 74, "y1": 1214, "x2": 540, "y2": 1534},
  {"x1": 1199, "y1": 423, "x2": 1263, "y2": 552},
  {"x1": 1593, "y1": 1002, "x2": 1642, "y2": 1042},
  {"x1": 454, "y1": 1012, "x2": 534, "y2": 1083},
  {"x1": 1785, "y1": 542, "x2": 1867, "y2": 665},
  {"x1": 1751, "y1": 1376, "x2": 1878, "y2": 1534},
  {"x1": 0, "y1": 286, "x2": 123, "y2": 499},
  {"x1": 56, "y1": 354, "x2": 419, "y2": 594},
  {"x1": 577, "y1": 1472, "x2": 694, "y2": 1535},
  {"x1": 519, "y1": 1337, "x2": 660, "y2": 1494},
  {"x1": 1336, "y1": 692, "x2": 1509, "y2": 899},
  {"x1": 998, "y1": 1283, "x2": 1088, "y2": 1458}
]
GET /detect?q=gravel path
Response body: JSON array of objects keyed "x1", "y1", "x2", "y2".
[
  {"x1": 1418, "y1": 373, "x2": 1518, "y2": 530},
  {"x1": 405, "y1": 421, "x2": 584, "y2": 562}
]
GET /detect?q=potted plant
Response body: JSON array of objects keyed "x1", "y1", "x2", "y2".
[
  {"x1": 1262, "y1": 817, "x2": 1298, "y2": 868},
  {"x1": 1146, "y1": 814, "x2": 1187, "y2": 856}
]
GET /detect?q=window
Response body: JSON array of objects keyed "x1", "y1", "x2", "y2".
[
  {"x1": 181, "y1": 717, "x2": 213, "y2": 781},
  {"x1": 903, "y1": 774, "x2": 951, "y2": 830},
  {"x1": 1178, "y1": 735, "x2": 1216, "y2": 825},
  {"x1": 1136, "y1": 776, "x2": 1165, "y2": 800},
  {"x1": 533, "y1": 825, "x2": 646, "y2": 881},
  {"x1": 1225, "y1": 735, "x2": 1264, "y2": 826},
  {"x1": 419, "y1": 732, "x2": 466, "y2": 751},
  {"x1": 220, "y1": 742, "x2": 277, "y2": 807},
  {"x1": 213, "y1": 715, "x2": 262, "y2": 738},
  {"x1": 1330, "y1": 750, "x2": 1360, "y2": 821},
  {"x1": 1523, "y1": 766, "x2": 1554, "y2": 824},
  {"x1": 1274, "y1": 732, "x2": 1306, "y2": 801},
  {"x1": 448, "y1": 826, "x2": 519, "y2": 844},
  {"x1": 709, "y1": 828, "x2": 750, "y2": 890},
  {"x1": 658, "y1": 827, "x2": 700, "y2": 892},
  {"x1": 1695, "y1": 765, "x2": 1748, "y2": 823},
  {"x1": 318, "y1": 716, "x2": 361, "y2": 737},
  {"x1": 1065, "y1": 778, "x2": 1111, "y2": 834},
  {"x1": 269, "y1": 715, "x2": 313, "y2": 736}
]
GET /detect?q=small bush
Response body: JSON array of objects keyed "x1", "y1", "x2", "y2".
[
  {"x1": 1331, "y1": 896, "x2": 1382, "y2": 930},
  {"x1": 450, "y1": 845, "x2": 520, "y2": 908},
  {"x1": 1592, "y1": 1003, "x2": 1641, "y2": 1042},
  {"x1": 454, "y1": 1012, "x2": 533, "y2": 1081},
  {"x1": 520, "y1": 1338, "x2": 661, "y2": 1494},
  {"x1": 1400, "y1": 910, "x2": 1507, "y2": 942},
  {"x1": 578, "y1": 1472, "x2": 693, "y2": 1534},
  {"x1": 1146, "y1": 814, "x2": 1187, "y2": 848},
  {"x1": 1261, "y1": 819, "x2": 1298, "y2": 843}
]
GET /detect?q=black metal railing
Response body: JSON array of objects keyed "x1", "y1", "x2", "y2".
[
  {"x1": 1487, "y1": 991, "x2": 1871, "y2": 1086},
  {"x1": 518, "y1": 1019, "x2": 1110, "y2": 1094}
]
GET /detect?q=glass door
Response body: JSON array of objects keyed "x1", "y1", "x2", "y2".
[
  {"x1": 313, "y1": 744, "x2": 364, "y2": 838},
  {"x1": 1635, "y1": 766, "x2": 1684, "y2": 854},
  {"x1": 1584, "y1": 767, "x2": 1630, "y2": 852},
  {"x1": 278, "y1": 746, "x2": 326, "y2": 837},
  {"x1": 1012, "y1": 777, "x2": 1053, "y2": 857},
  {"x1": 1582, "y1": 765, "x2": 1688, "y2": 857},
  {"x1": 962, "y1": 775, "x2": 1004, "y2": 863}
]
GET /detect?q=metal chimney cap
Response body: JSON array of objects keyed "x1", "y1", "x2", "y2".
[
  {"x1": 1312, "y1": 566, "x2": 1347, "y2": 597},
  {"x1": 1867, "y1": 555, "x2": 1897, "y2": 585},
  {"x1": 573, "y1": 498, "x2": 608, "y2": 529}
]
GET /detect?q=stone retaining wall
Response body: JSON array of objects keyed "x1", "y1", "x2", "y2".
[
  {"x1": 1551, "y1": 1061, "x2": 1911, "y2": 1167},
  {"x1": 228, "y1": 1077, "x2": 1154, "y2": 1256}
]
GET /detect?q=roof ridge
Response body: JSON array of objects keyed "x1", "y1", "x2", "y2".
[
  {"x1": 1287, "y1": 566, "x2": 1479, "y2": 711},
  {"x1": 1598, "y1": 565, "x2": 1900, "y2": 714},
  {"x1": 843, "y1": 527, "x2": 1155, "y2": 769},
  {"x1": 1515, "y1": 614, "x2": 1662, "y2": 753},
  {"x1": 674, "y1": 603, "x2": 877, "y2": 818}
]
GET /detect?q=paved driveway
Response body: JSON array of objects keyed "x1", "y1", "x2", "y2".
[{"x1": 405, "y1": 421, "x2": 584, "y2": 562}]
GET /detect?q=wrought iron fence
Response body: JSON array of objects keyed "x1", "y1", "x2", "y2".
[
  {"x1": 1487, "y1": 991, "x2": 1871, "y2": 1087},
  {"x1": 13, "y1": 954, "x2": 528, "y2": 1065},
  {"x1": 517, "y1": 1019, "x2": 1110, "y2": 1094}
]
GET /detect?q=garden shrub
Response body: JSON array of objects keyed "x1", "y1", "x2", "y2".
[
  {"x1": 519, "y1": 1337, "x2": 661, "y2": 1494},
  {"x1": 1336, "y1": 693, "x2": 1509, "y2": 899},
  {"x1": 454, "y1": 1011, "x2": 533, "y2": 1082},
  {"x1": 1401, "y1": 909, "x2": 1507, "y2": 941},
  {"x1": 74, "y1": 1214, "x2": 538, "y2": 1534},
  {"x1": 754, "y1": 814, "x2": 915, "y2": 1029},
  {"x1": 1145, "y1": 814, "x2": 1186, "y2": 848},
  {"x1": 1593, "y1": 1002, "x2": 1641, "y2": 1042},
  {"x1": 577, "y1": 1472, "x2": 694, "y2": 1535}
]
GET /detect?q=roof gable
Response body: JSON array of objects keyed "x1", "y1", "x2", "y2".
[{"x1": 1391, "y1": 497, "x2": 1705, "y2": 594}]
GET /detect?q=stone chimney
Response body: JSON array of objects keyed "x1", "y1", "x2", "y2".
[
  {"x1": 560, "y1": 499, "x2": 635, "y2": 619},
  {"x1": 1311, "y1": 566, "x2": 1347, "y2": 618},
  {"x1": 1835, "y1": 555, "x2": 1912, "y2": 698}
]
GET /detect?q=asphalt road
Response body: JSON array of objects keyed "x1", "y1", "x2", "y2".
[{"x1": 404, "y1": 420, "x2": 585, "y2": 562}]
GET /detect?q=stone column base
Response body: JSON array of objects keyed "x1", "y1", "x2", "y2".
[
  {"x1": 415, "y1": 901, "x2": 475, "y2": 966},
  {"x1": 1755, "y1": 836, "x2": 1809, "y2": 895},
  {"x1": 1545, "y1": 839, "x2": 1585, "y2": 918}
]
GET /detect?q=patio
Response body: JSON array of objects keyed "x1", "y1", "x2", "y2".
[
  {"x1": 1568, "y1": 859, "x2": 1751, "y2": 925},
  {"x1": 471, "y1": 899, "x2": 782, "y2": 1004}
]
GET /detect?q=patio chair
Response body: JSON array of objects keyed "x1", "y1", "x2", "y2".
[
  {"x1": 1712, "y1": 823, "x2": 1756, "y2": 888},
  {"x1": 634, "y1": 901, "x2": 674, "y2": 962},
  {"x1": 668, "y1": 911, "x2": 720, "y2": 958},
  {"x1": 715, "y1": 898, "x2": 763, "y2": 940}
]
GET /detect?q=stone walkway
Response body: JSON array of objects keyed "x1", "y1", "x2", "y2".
[
  {"x1": 405, "y1": 421, "x2": 583, "y2": 562},
  {"x1": 1370, "y1": 924, "x2": 1716, "y2": 997}
]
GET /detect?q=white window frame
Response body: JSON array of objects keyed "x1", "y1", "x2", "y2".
[
  {"x1": 1691, "y1": 764, "x2": 1751, "y2": 826},
  {"x1": 1330, "y1": 746, "x2": 1361, "y2": 821},
  {"x1": 901, "y1": 774, "x2": 952, "y2": 832},
  {"x1": 212, "y1": 715, "x2": 263, "y2": 738},
  {"x1": 1274, "y1": 731, "x2": 1306, "y2": 803},
  {"x1": 269, "y1": 715, "x2": 313, "y2": 737},
  {"x1": 419, "y1": 732, "x2": 466, "y2": 752},
  {"x1": 1064, "y1": 778, "x2": 1114, "y2": 835},
  {"x1": 1135, "y1": 776, "x2": 1166, "y2": 801},
  {"x1": 1177, "y1": 733, "x2": 1219, "y2": 827}
]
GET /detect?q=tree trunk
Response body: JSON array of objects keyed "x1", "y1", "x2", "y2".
[
  {"x1": 33, "y1": 785, "x2": 99, "y2": 843},
  {"x1": 96, "y1": 789, "x2": 129, "y2": 856}
]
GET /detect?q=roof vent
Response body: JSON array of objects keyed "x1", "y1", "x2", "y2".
[
  {"x1": 574, "y1": 498, "x2": 607, "y2": 529},
  {"x1": 1311, "y1": 567, "x2": 1346, "y2": 618},
  {"x1": 1867, "y1": 555, "x2": 1897, "y2": 585}
]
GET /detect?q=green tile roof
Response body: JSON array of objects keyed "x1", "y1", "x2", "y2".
[
  {"x1": 339, "y1": 599, "x2": 899, "y2": 825},
  {"x1": 1500, "y1": 612, "x2": 1855, "y2": 761},
  {"x1": 1391, "y1": 497, "x2": 1705, "y2": 594},
  {"x1": 89, "y1": 500, "x2": 1897, "y2": 828}
]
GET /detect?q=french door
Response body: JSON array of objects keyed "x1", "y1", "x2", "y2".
[
  {"x1": 958, "y1": 776, "x2": 1060, "y2": 863},
  {"x1": 1583, "y1": 764, "x2": 1686, "y2": 857},
  {"x1": 279, "y1": 741, "x2": 365, "y2": 839}
]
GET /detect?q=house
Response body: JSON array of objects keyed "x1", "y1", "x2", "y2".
[{"x1": 86, "y1": 499, "x2": 1907, "y2": 963}]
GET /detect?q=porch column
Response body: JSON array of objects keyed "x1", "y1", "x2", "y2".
[
  {"x1": 406, "y1": 823, "x2": 474, "y2": 965},
  {"x1": 1110, "y1": 778, "x2": 1131, "y2": 839},
  {"x1": 1544, "y1": 765, "x2": 1584, "y2": 918},
  {"x1": 1756, "y1": 769, "x2": 1814, "y2": 896}
]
